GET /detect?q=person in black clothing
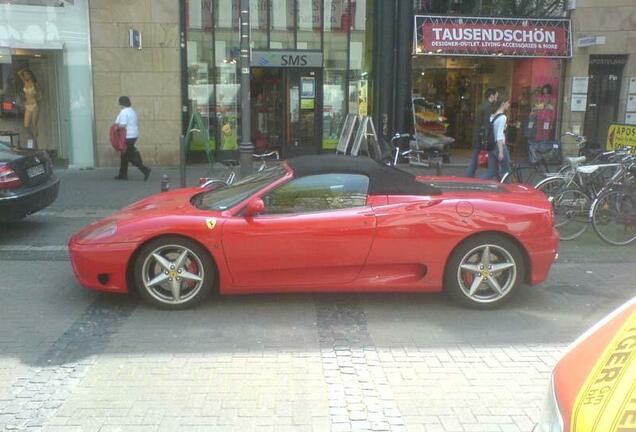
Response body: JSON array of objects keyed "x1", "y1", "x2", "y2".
[{"x1": 465, "y1": 88, "x2": 498, "y2": 178}]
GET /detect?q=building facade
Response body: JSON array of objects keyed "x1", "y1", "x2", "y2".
[
  {"x1": 2, "y1": 1, "x2": 633, "y2": 168},
  {"x1": 561, "y1": 0, "x2": 636, "y2": 154},
  {"x1": 89, "y1": 0, "x2": 182, "y2": 167}
]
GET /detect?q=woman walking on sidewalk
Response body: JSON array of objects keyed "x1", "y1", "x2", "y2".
[{"x1": 114, "y1": 96, "x2": 151, "y2": 181}]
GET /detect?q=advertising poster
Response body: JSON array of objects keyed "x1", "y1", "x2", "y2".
[{"x1": 606, "y1": 123, "x2": 636, "y2": 153}]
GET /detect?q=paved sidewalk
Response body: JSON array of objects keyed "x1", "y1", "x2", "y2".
[{"x1": 1, "y1": 261, "x2": 634, "y2": 432}]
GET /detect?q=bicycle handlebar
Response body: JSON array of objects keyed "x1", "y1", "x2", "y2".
[{"x1": 253, "y1": 151, "x2": 280, "y2": 160}]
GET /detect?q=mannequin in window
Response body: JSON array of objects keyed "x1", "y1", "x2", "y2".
[{"x1": 18, "y1": 68, "x2": 41, "y2": 144}]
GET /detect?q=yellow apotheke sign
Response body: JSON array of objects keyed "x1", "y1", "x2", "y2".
[{"x1": 606, "y1": 123, "x2": 636, "y2": 153}]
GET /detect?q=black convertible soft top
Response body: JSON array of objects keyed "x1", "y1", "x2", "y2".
[{"x1": 287, "y1": 155, "x2": 441, "y2": 196}]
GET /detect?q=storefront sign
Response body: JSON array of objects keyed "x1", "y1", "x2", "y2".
[
  {"x1": 414, "y1": 16, "x2": 572, "y2": 58},
  {"x1": 251, "y1": 50, "x2": 323, "y2": 68},
  {"x1": 577, "y1": 35, "x2": 605, "y2": 48},
  {"x1": 607, "y1": 123, "x2": 636, "y2": 153}
]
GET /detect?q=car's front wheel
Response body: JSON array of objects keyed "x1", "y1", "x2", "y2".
[
  {"x1": 444, "y1": 235, "x2": 526, "y2": 309},
  {"x1": 133, "y1": 236, "x2": 215, "y2": 309}
]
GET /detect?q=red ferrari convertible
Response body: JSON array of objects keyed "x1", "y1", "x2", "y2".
[{"x1": 69, "y1": 155, "x2": 559, "y2": 310}]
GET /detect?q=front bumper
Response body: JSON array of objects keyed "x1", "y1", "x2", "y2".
[
  {"x1": 68, "y1": 238, "x2": 137, "y2": 293},
  {"x1": 0, "y1": 176, "x2": 60, "y2": 220}
]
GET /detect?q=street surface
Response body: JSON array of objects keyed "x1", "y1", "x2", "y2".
[{"x1": 1, "y1": 166, "x2": 635, "y2": 432}]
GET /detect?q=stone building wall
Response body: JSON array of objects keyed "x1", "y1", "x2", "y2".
[
  {"x1": 561, "y1": 0, "x2": 636, "y2": 154},
  {"x1": 89, "y1": 0, "x2": 181, "y2": 167}
]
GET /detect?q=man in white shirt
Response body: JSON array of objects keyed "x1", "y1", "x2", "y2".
[
  {"x1": 483, "y1": 99, "x2": 511, "y2": 180},
  {"x1": 115, "y1": 96, "x2": 151, "y2": 180}
]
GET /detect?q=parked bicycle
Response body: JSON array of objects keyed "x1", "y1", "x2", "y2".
[
  {"x1": 500, "y1": 132, "x2": 588, "y2": 186},
  {"x1": 199, "y1": 150, "x2": 280, "y2": 189},
  {"x1": 550, "y1": 150, "x2": 633, "y2": 240},
  {"x1": 589, "y1": 158, "x2": 636, "y2": 245}
]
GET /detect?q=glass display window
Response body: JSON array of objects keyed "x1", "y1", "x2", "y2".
[
  {"x1": 0, "y1": 0, "x2": 93, "y2": 167},
  {"x1": 411, "y1": 55, "x2": 561, "y2": 161}
]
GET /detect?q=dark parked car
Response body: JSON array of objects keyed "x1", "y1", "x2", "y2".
[{"x1": 0, "y1": 143, "x2": 60, "y2": 222}]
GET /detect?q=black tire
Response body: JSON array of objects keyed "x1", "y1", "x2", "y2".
[
  {"x1": 133, "y1": 236, "x2": 215, "y2": 310},
  {"x1": 444, "y1": 234, "x2": 526, "y2": 309}
]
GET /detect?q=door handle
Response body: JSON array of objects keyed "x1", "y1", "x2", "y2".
[{"x1": 588, "y1": 104, "x2": 597, "y2": 107}]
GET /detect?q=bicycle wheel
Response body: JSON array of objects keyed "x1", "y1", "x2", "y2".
[
  {"x1": 535, "y1": 176, "x2": 567, "y2": 200},
  {"x1": 500, "y1": 169, "x2": 519, "y2": 184},
  {"x1": 553, "y1": 189, "x2": 591, "y2": 240},
  {"x1": 525, "y1": 169, "x2": 546, "y2": 187},
  {"x1": 591, "y1": 189, "x2": 636, "y2": 246}
]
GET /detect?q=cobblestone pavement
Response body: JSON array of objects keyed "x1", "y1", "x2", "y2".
[
  {"x1": 0, "y1": 259, "x2": 633, "y2": 432},
  {"x1": 1, "y1": 167, "x2": 635, "y2": 432}
]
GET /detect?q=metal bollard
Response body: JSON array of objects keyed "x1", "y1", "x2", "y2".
[{"x1": 161, "y1": 174, "x2": 170, "y2": 192}]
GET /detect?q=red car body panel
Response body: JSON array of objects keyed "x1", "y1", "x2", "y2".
[
  {"x1": 69, "y1": 163, "x2": 558, "y2": 296},
  {"x1": 552, "y1": 298, "x2": 636, "y2": 431}
]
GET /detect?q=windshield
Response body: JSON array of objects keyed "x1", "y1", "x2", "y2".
[{"x1": 193, "y1": 165, "x2": 288, "y2": 211}]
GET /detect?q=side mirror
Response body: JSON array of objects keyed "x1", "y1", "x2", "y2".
[{"x1": 245, "y1": 198, "x2": 265, "y2": 217}]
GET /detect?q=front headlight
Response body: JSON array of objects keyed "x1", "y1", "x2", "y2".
[
  {"x1": 535, "y1": 375, "x2": 564, "y2": 432},
  {"x1": 82, "y1": 221, "x2": 117, "y2": 241}
]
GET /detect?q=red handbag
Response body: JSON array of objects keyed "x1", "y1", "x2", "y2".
[
  {"x1": 478, "y1": 150, "x2": 489, "y2": 168},
  {"x1": 109, "y1": 124, "x2": 126, "y2": 152}
]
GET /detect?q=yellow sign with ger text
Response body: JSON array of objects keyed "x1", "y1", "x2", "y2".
[
  {"x1": 571, "y1": 311, "x2": 636, "y2": 431},
  {"x1": 606, "y1": 123, "x2": 636, "y2": 154}
]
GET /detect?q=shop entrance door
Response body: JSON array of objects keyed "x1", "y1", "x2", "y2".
[
  {"x1": 251, "y1": 68, "x2": 321, "y2": 158},
  {"x1": 584, "y1": 55, "x2": 627, "y2": 148}
]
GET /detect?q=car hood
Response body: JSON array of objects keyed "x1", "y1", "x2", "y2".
[
  {"x1": 71, "y1": 187, "x2": 218, "y2": 244},
  {"x1": 115, "y1": 187, "x2": 202, "y2": 218},
  {"x1": 553, "y1": 297, "x2": 636, "y2": 431}
]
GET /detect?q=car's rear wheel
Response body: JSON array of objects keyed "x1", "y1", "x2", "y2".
[
  {"x1": 444, "y1": 235, "x2": 526, "y2": 309},
  {"x1": 133, "y1": 236, "x2": 215, "y2": 310}
]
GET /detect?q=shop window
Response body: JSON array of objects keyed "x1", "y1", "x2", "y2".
[
  {"x1": 263, "y1": 173, "x2": 369, "y2": 214},
  {"x1": 322, "y1": 0, "x2": 349, "y2": 150},
  {"x1": 185, "y1": 0, "x2": 240, "y2": 158},
  {"x1": 214, "y1": 0, "x2": 241, "y2": 153},
  {"x1": 413, "y1": 0, "x2": 567, "y2": 17},
  {"x1": 0, "y1": 2, "x2": 93, "y2": 166},
  {"x1": 250, "y1": 0, "x2": 269, "y2": 49},
  {"x1": 296, "y1": 0, "x2": 322, "y2": 50},
  {"x1": 411, "y1": 56, "x2": 562, "y2": 161},
  {"x1": 186, "y1": 0, "x2": 215, "y2": 155},
  {"x1": 270, "y1": 0, "x2": 296, "y2": 49},
  {"x1": 348, "y1": 0, "x2": 371, "y2": 117}
]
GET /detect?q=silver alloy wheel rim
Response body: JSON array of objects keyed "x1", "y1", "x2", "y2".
[
  {"x1": 141, "y1": 244, "x2": 205, "y2": 305},
  {"x1": 456, "y1": 244, "x2": 517, "y2": 304}
]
